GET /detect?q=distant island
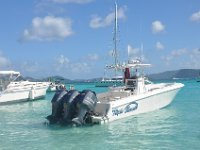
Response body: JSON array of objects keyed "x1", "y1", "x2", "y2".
[
  {"x1": 21, "y1": 69, "x2": 200, "y2": 83},
  {"x1": 148, "y1": 69, "x2": 200, "y2": 80}
]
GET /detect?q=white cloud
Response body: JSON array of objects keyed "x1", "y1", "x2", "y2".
[
  {"x1": 190, "y1": 10, "x2": 200, "y2": 22},
  {"x1": 162, "y1": 48, "x2": 188, "y2": 66},
  {"x1": 70, "y1": 62, "x2": 90, "y2": 74},
  {"x1": 171, "y1": 48, "x2": 187, "y2": 57},
  {"x1": 52, "y1": 0, "x2": 94, "y2": 4},
  {"x1": 21, "y1": 16, "x2": 73, "y2": 41},
  {"x1": 152, "y1": 20, "x2": 165, "y2": 34},
  {"x1": 127, "y1": 44, "x2": 148, "y2": 62},
  {"x1": 55, "y1": 55, "x2": 70, "y2": 71},
  {"x1": 57, "y1": 54, "x2": 70, "y2": 65},
  {"x1": 35, "y1": 0, "x2": 93, "y2": 15},
  {"x1": 90, "y1": 6, "x2": 126, "y2": 28},
  {"x1": 127, "y1": 44, "x2": 140, "y2": 57},
  {"x1": 21, "y1": 61, "x2": 41, "y2": 73},
  {"x1": 186, "y1": 48, "x2": 200, "y2": 68},
  {"x1": 156, "y1": 42, "x2": 165, "y2": 50},
  {"x1": 87, "y1": 54, "x2": 99, "y2": 61},
  {"x1": 0, "y1": 51, "x2": 11, "y2": 68},
  {"x1": 35, "y1": 1, "x2": 65, "y2": 15},
  {"x1": 54, "y1": 54, "x2": 91, "y2": 74}
]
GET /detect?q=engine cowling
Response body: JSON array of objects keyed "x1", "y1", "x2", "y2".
[
  {"x1": 46, "y1": 90, "x2": 68, "y2": 124},
  {"x1": 72, "y1": 90, "x2": 98, "y2": 126},
  {"x1": 61, "y1": 90, "x2": 80, "y2": 125}
]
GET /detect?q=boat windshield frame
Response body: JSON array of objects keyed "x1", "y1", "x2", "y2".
[{"x1": 0, "y1": 71, "x2": 21, "y2": 91}]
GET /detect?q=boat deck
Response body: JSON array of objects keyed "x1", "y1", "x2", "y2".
[
  {"x1": 97, "y1": 89, "x2": 132, "y2": 102},
  {"x1": 97, "y1": 83, "x2": 177, "y2": 103}
]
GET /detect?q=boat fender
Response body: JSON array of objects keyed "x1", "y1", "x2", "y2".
[{"x1": 29, "y1": 87, "x2": 35, "y2": 100}]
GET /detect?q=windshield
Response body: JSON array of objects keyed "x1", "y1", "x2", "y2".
[{"x1": 0, "y1": 73, "x2": 19, "y2": 91}]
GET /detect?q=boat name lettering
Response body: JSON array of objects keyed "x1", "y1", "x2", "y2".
[
  {"x1": 112, "y1": 102, "x2": 138, "y2": 116},
  {"x1": 112, "y1": 108, "x2": 123, "y2": 116}
]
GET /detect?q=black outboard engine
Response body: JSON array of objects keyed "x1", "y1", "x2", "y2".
[
  {"x1": 46, "y1": 89, "x2": 68, "y2": 124},
  {"x1": 61, "y1": 90, "x2": 80, "y2": 125},
  {"x1": 72, "y1": 90, "x2": 98, "y2": 126}
]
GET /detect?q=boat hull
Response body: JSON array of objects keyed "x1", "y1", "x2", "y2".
[
  {"x1": 92, "y1": 83, "x2": 183, "y2": 123},
  {"x1": 0, "y1": 87, "x2": 47, "y2": 105},
  {"x1": 47, "y1": 86, "x2": 57, "y2": 92}
]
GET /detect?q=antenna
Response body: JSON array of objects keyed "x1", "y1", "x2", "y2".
[
  {"x1": 140, "y1": 43, "x2": 144, "y2": 61},
  {"x1": 127, "y1": 44, "x2": 130, "y2": 60}
]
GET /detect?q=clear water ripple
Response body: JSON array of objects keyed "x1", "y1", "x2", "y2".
[{"x1": 0, "y1": 81, "x2": 200, "y2": 150}]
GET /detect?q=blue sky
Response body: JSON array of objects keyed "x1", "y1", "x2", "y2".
[{"x1": 0, "y1": 0, "x2": 200, "y2": 79}]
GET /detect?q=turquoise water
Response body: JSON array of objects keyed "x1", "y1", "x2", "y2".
[{"x1": 0, "y1": 81, "x2": 200, "y2": 150}]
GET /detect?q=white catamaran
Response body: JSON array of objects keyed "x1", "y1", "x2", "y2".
[
  {"x1": 0, "y1": 71, "x2": 49, "y2": 105},
  {"x1": 46, "y1": 2, "x2": 184, "y2": 126}
]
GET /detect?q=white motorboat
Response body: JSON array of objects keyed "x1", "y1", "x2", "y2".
[
  {"x1": 0, "y1": 71, "x2": 49, "y2": 105},
  {"x1": 47, "y1": 81, "x2": 66, "y2": 92},
  {"x1": 47, "y1": 82, "x2": 57, "y2": 92},
  {"x1": 91, "y1": 59, "x2": 184, "y2": 123},
  {"x1": 46, "y1": 2, "x2": 184, "y2": 126},
  {"x1": 46, "y1": 59, "x2": 184, "y2": 126}
]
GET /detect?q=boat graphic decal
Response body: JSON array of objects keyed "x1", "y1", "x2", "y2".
[
  {"x1": 112, "y1": 101, "x2": 138, "y2": 116},
  {"x1": 124, "y1": 102, "x2": 138, "y2": 113}
]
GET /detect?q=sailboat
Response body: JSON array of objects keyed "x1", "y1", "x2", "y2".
[
  {"x1": 46, "y1": 2, "x2": 184, "y2": 126},
  {"x1": 95, "y1": 2, "x2": 123, "y2": 87}
]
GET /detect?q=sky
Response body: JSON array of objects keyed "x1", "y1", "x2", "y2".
[{"x1": 0, "y1": 0, "x2": 200, "y2": 79}]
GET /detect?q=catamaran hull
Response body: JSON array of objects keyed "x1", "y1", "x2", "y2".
[
  {"x1": 0, "y1": 87, "x2": 47, "y2": 105},
  {"x1": 92, "y1": 85, "x2": 183, "y2": 124}
]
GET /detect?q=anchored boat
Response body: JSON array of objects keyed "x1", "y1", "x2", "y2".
[
  {"x1": 46, "y1": 1, "x2": 184, "y2": 126},
  {"x1": 0, "y1": 71, "x2": 49, "y2": 105},
  {"x1": 47, "y1": 81, "x2": 65, "y2": 92},
  {"x1": 46, "y1": 59, "x2": 184, "y2": 126}
]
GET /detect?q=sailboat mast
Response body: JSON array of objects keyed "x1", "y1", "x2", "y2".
[{"x1": 113, "y1": 1, "x2": 118, "y2": 76}]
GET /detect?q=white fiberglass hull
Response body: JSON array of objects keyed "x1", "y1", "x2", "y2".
[
  {"x1": 92, "y1": 83, "x2": 183, "y2": 124},
  {"x1": 0, "y1": 86, "x2": 48, "y2": 105},
  {"x1": 47, "y1": 86, "x2": 57, "y2": 92}
]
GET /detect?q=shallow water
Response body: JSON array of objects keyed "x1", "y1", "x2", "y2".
[{"x1": 0, "y1": 81, "x2": 200, "y2": 150}]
